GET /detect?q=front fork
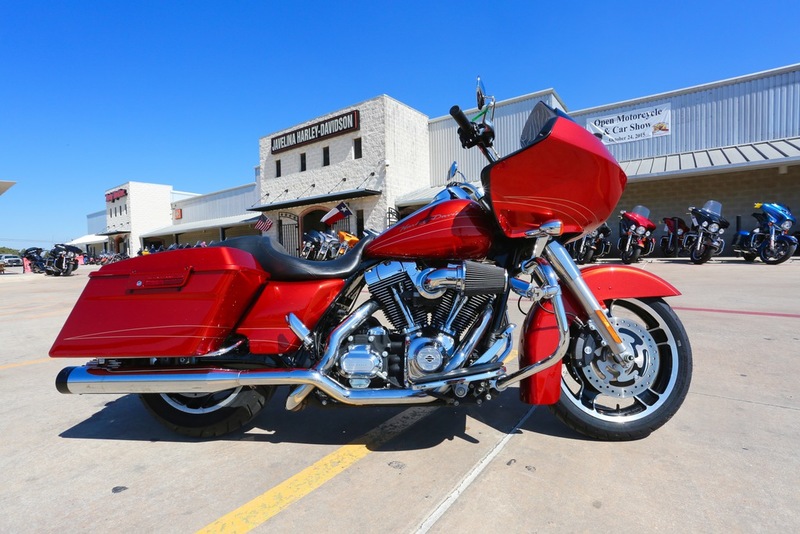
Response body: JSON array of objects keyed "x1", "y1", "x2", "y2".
[
  {"x1": 498, "y1": 240, "x2": 635, "y2": 391},
  {"x1": 545, "y1": 241, "x2": 635, "y2": 364}
]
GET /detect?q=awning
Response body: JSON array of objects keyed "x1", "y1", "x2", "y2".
[
  {"x1": 98, "y1": 229, "x2": 130, "y2": 236},
  {"x1": 620, "y1": 137, "x2": 800, "y2": 182},
  {"x1": 66, "y1": 234, "x2": 107, "y2": 246},
  {"x1": 250, "y1": 188, "x2": 381, "y2": 212},
  {"x1": 139, "y1": 213, "x2": 261, "y2": 238}
]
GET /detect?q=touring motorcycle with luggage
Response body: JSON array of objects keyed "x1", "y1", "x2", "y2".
[
  {"x1": 50, "y1": 80, "x2": 692, "y2": 441},
  {"x1": 617, "y1": 205, "x2": 656, "y2": 264},
  {"x1": 44, "y1": 244, "x2": 81, "y2": 276},
  {"x1": 731, "y1": 202, "x2": 797, "y2": 264},
  {"x1": 660, "y1": 200, "x2": 729, "y2": 264}
]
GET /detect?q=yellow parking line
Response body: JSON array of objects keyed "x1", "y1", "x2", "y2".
[
  {"x1": 197, "y1": 406, "x2": 437, "y2": 533},
  {"x1": 0, "y1": 358, "x2": 52, "y2": 371}
]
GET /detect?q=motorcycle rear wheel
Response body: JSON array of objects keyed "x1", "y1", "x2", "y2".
[
  {"x1": 140, "y1": 386, "x2": 274, "y2": 438},
  {"x1": 549, "y1": 297, "x2": 692, "y2": 441}
]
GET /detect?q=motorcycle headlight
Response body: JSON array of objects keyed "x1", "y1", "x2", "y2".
[
  {"x1": 781, "y1": 220, "x2": 793, "y2": 231},
  {"x1": 719, "y1": 229, "x2": 725, "y2": 235},
  {"x1": 630, "y1": 224, "x2": 637, "y2": 232},
  {"x1": 709, "y1": 223, "x2": 720, "y2": 233},
  {"x1": 677, "y1": 229, "x2": 684, "y2": 236},
  {"x1": 702, "y1": 221, "x2": 709, "y2": 228},
  {"x1": 636, "y1": 226, "x2": 646, "y2": 235}
]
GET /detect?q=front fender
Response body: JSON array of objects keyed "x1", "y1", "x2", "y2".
[{"x1": 519, "y1": 265, "x2": 680, "y2": 405}]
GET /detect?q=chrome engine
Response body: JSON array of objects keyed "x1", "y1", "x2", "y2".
[{"x1": 333, "y1": 260, "x2": 508, "y2": 390}]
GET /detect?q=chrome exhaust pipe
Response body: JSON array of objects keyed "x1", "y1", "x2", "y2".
[{"x1": 55, "y1": 365, "x2": 436, "y2": 406}]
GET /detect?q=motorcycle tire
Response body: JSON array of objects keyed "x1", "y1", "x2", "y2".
[
  {"x1": 689, "y1": 245, "x2": 713, "y2": 264},
  {"x1": 742, "y1": 252, "x2": 757, "y2": 262},
  {"x1": 659, "y1": 244, "x2": 676, "y2": 257},
  {"x1": 549, "y1": 297, "x2": 692, "y2": 441},
  {"x1": 759, "y1": 239, "x2": 797, "y2": 265},
  {"x1": 620, "y1": 247, "x2": 641, "y2": 264},
  {"x1": 140, "y1": 385, "x2": 275, "y2": 438},
  {"x1": 581, "y1": 248, "x2": 595, "y2": 264}
]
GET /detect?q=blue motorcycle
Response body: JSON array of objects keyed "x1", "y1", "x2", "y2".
[{"x1": 731, "y1": 202, "x2": 797, "y2": 264}]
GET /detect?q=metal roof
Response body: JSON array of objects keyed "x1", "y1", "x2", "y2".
[
  {"x1": 250, "y1": 187, "x2": 381, "y2": 212},
  {"x1": 620, "y1": 136, "x2": 800, "y2": 181},
  {"x1": 140, "y1": 213, "x2": 261, "y2": 238}
]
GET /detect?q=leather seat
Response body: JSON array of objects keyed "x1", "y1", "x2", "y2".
[{"x1": 213, "y1": 234, "x2": 374, "y2": 281}]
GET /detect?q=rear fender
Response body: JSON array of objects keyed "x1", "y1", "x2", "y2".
[{"x1": 519, "y1": 265, "x2": 681, "y2": 405}]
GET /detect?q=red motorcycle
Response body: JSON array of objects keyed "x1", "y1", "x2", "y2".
[
  {"x1": 617, "y1": 205, "x2": 657, "y2": 264},
  {"x1": 51, "y1": 81, "x2": 692, "y2": 441}
]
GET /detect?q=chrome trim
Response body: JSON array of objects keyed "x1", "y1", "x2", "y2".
[
  {"x1": 201, "y1": 339, "x2": 244, "y2": 358},
  {"x1": 495, "y1": 260, "x2": 569, "y2": 390},
  {"x1": 286, "y1": 313, "x2": 313, "y2": 349},
  {"x1": 57, "y1": 365, "x2": 436, "y2": 405},
  {"x1": 285, "y1": 299, "x2": 381, "y2": 409},
  {"x1": 442, "y1": 301, "x2": 494, "y2": 373},
  {"x1": 471, "y1": 324, "x2": 515, "y2": 366},
  {"x1": 544, "y1": 241, "x2": 634, "y2": 362}
]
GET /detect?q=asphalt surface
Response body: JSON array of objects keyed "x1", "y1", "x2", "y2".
[{"x1": 0, "y1": 256, "x2": 798, "y2": 533}]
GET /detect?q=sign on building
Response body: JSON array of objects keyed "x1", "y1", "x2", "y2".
[{"x1": 586, "y1": 103, "x2": 671, "y2": 144}]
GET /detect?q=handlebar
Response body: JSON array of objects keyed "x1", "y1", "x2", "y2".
[
  {"x1": 450, "y1": 104, "x2": 497, "y2": 164},
  {"x1": 449, "y1": 105, "x2": 473, "y2": 132}
]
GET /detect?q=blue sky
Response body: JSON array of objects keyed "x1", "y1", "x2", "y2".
[{"x1": 1, "y1": 0, "x2": 798, "y2": 249}]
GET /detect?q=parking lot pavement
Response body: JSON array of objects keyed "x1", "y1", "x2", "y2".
[{"x1": 0, "y1": 257, "x2": 798, "y2": 532}]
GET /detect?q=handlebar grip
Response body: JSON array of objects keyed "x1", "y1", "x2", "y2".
[{"x1": 449, "y1": 105, "x2": 473, "y2": 131}]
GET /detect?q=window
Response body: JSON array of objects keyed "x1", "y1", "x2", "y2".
[
  {"x1": 353, "y1": 138, "x2": 362, "y2": 159},
  {"x1": 300, "y1": 153, "x2": 306, "y2": 172},
  {"x1": 323, "y1": 146, "x2": 330, "y2": 166},
  {"x1": 275, "y1": 160, "x2": 281, "y2": 178}
]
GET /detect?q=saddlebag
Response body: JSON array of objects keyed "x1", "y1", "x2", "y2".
[{"x1": 50, "y1": 247, "x2": 268, "y2": 358}]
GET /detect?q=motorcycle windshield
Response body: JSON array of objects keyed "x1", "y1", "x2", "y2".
[
  {"x1": 702, "y1": 200, "x2": 723, "y2": 216},
  {"x1": 631, "y1": 205, "x2": 651, "y2": 219}
]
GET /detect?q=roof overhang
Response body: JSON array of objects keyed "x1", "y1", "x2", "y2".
[
  {"x1": 66, "y1": 234, "x2": 108, "y2": 246},
  {"x1": 621, "y1": 137, "x2": 800, "y2": 182},
  {"x1": 139, "y1": 214, "x2": 260, "y2": 238},
  {"x1": 250, "y1": 188, "x2": 381, "y2": 212},
  {"x1": 98, "y1": 229, "x2": 130, "y2": 236}
]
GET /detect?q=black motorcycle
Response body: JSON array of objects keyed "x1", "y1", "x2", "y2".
[
  {"x1": 21, "y1": 247, "x2": 47, "y2": 273},
  {"x1": 568, "y1": 222, "x2": 612, "y2": 264},
  {"x1": 45, "y1": 244, "x2": 81, "y2": 276},
  {"x1": 661, "y1": 200, "x2": 729, "y2": 264}
]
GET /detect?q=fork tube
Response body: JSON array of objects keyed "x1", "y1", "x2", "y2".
[{"x1": 545, "y1": 241, "x2": 634, "y2": 362}]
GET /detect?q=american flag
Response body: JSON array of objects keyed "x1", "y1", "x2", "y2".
[{"x1": 254, "y1": 214, "x2": 274, "y2": 232}]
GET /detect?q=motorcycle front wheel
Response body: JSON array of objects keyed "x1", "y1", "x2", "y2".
[
  {"x1": 759, "y1": 238, "x2": 796, "y2": 265},
  {"x1": 689, "y1": 244, "x2": 713, "y2": 264},
  {"x1": 549, "y1": 297, "x2": 692, "y2": 441},
  {"x1": 620, "y1": 247, "x2": 641, "y2": 264},
  {"x1": 140, "y1": 386, "x2": 274, "y2": 438}
]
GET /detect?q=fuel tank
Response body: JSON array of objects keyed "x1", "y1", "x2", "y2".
[{"x1": 364, "y1": 198, "x2": 494, "y2": 260}]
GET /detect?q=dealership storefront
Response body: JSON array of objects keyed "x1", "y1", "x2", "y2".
[{"x1": 72, "y1": 64, "x2": 799, "y2": 256}]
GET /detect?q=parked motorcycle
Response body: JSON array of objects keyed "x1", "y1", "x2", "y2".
[
  {"x1": 51, "y1": 79, "x2": 692, "y2": 442},
  {"x1": 731, "y1": 202, "x2": 797, "y2": 264},
  {"x1": 44, "y1": 244, "x2": 81, "y2": 276},
  {"x1": 21, "y1": 247, "x2": 46, "y2": 273},
  {"x1": 300, "y1": 230, "x2": 338, "y2": 260},
  {"x1": 660, "y1": 200, "x2": 729, "y2": 264},
  {"x1": 567, "y1": 222, "x2": 612, "y2": 264},
  {"x1": 617, "y1": 205, "x2": 656, "y2": 264}
]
